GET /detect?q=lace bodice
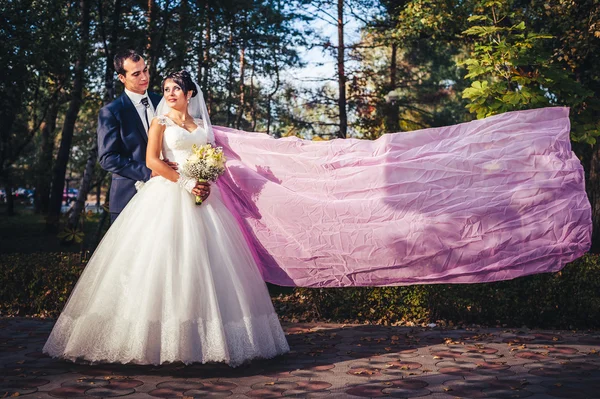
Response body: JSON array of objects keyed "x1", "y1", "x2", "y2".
[{"x1": 154, "y1": 115, "x2": 215, "y2": 165}]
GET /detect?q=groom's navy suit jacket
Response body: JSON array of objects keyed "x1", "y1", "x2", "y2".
[{"x1": 97, "y1": 91, "x2": 162, "y2": 215}]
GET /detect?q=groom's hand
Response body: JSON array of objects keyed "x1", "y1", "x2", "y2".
[
  {"x1": 164, "y1": 158, "x2": 178, "y2": 171},
  {"x1": 192, "y1": 181, "x2": 211, "y2": 201},
  {"x1": 150, "y1": 158, "x2": 179, "y2": 178}
]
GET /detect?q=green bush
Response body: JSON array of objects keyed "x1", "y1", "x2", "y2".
[
  {"x1": 2, "y1": 252, "x2": 599, "y2": 329},
  {"x1": 277, "y1": 254, "x2": 600, "y2": 329},
  {"x1": 0, "y1": 252, "x2": 87, "y2": 317}
]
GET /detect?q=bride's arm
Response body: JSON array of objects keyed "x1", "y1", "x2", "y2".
[{"x1": 146, "y1": 119, "x2": 180, "y2": 183}]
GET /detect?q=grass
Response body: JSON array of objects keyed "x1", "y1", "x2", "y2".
[{"x1": 0, "y1": 203, "x2": 106, "y2": 254}]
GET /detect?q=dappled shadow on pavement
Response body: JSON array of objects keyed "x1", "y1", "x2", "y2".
[{"x1": 1, "y1": 317, "x2": 600, "y2": 398}]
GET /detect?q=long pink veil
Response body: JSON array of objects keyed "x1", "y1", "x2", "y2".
[{"x1": 213, "y1": 107, "x2": 591, "y2": 287}]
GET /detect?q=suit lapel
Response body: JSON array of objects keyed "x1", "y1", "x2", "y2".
[{"x1": 120, "y1": 93, "x2": 148, "y2": 144}]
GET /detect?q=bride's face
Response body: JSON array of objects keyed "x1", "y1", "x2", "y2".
[{"x1": 163, "y1": 79, "x2": 189, "y2": 111}]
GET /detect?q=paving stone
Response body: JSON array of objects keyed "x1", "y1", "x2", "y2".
[
  {"x1": 250, "y1": 381, "x2": 297, "y2": 391},
  {"x1": 482, "y1": 379, "x2": 534, "y2": 398},
  {"x1": 344, "y1": 382, "x2": 389, "y2": 397},
  {"x1": 4, "y1": 318, "x2": 600, "y2": 399},
  {"x1": 156, "y1": 381, "x2": 205, "y2": 390},
  {"x1": 531, "y1": 334, "x2": 563, "y2": 344},
  {"x1": 429, "y1": 349, "x2": 465, "y2": 359},
  {"x1": 282, "y1": 391, "x2": 330, "y2": 398},
  {"x1": 380, "y1": 378, "x2": 430, "y2": 398},
  {"x1": 0, "y1": 381, "x2": 40, "y2": 396},
  {"x1": 442, "y1": 379, "x2": 489, "y2": 398},
  {"x1": 85, "y1": 387, "x2": 136, "y2": 397},
  {"x1": 280, "y1": 381, "x2": 331, "y2": 397},
  {"x1": 75, "y1": 367, "x2": 115, "y2": 376},
  {"x1": 182, "y1": 390, "x2": 233, "y2": 397},
  {"x1": 346, "y1": 366, "x2": 382, "y2": 377},
  {"x1": 515, "y1": 351, "x2": 554, "y2": 361},
  {"x1": 48, "y1": 386, "x2": 89, "y2": 398},
  {"x1": 244, "y1": 388, "x2": 285, "y2": 398},
  {"x1": 217, "y1": 376, "x2": 272, "y2": 388},
  {"x1": 147, "y1": 388, "x2": 186, "y2": 398},
  {"x1": 62, "y1": 378, "x2": 110, "y2": 389},
  {"x1": 577, "y1": 336, "x2": 600, "y2": 345},
  {"x1": 541, "y1": 378, "x2": 600, "y2": 398},
  {"x1": 289, "y1": 369, "x2": 334, "y2": 378},
  {"x1": 260, "y1": 369, "x2": 295, "y2": 378},
  {"x1": 470, "y1": 361, "x2": 515, "y2": 377}
]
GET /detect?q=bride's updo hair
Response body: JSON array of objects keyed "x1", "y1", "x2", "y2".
[{"x1": 162, "y1": 70, "x2": 198, "y2": 98}]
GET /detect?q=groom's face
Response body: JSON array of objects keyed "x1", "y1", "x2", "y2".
[{"x1": 118, "y1": 57, "x2": 150, "y2": 95}]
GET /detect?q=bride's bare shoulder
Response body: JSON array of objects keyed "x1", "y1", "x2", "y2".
[{"x1": 152, "y1": 115, "x2": 173, "y2": 126}]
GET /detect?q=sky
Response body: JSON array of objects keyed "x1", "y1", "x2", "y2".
[{"x1": 282, "y1": 4, "x2": 368, "y2": 88}]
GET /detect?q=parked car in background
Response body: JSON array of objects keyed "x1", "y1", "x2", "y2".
[
  {"x1": 63, "y1": 188, "x2": 79, "y2": 203},
  {"x1": 12, "y1": 187, "x2": 35, "y2": 204},
  {"x1": 14, "y1": 187, "x2": 33, "y2": 198}
]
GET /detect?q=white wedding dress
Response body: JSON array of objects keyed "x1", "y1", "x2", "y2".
[{"x1": 43, "y1": 116, "x2": 290, "y2": 366}]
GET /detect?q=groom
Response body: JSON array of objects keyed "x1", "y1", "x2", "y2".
[{"x1": 98, "y1": 49, "x2": 209, "y2": 222}]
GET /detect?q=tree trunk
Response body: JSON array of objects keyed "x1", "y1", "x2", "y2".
[
  {"x1": 96, "y1": 174, "x2": 103, "y2": 207},
  {"x1": 196, "y1": 0, "x2": 205, "y2": 84},
  {"x1": 174, "y1": 0, "x2": 188, "y2": 70},
  {"x1": 385, "y1": 42, "x2": 399, "y2": 132},
  {"x1": 146, "y1": 0, "x2": 158, "y2": 86},
  {"x1": 266, "y1": 31, "x2": 281, "y2": 136},
  {"x1": 226, "y1": 26, "x2": 235, "y2": 126},
  {"x1": 337, "y1": 0, "x2": 347, "y2": 139},
  {"x1": 203, "y1": 4, "x2": 212, "y2": 112},
  {"x1": 250, "y1": 56, "x2": 257, "y2": 131},
  {"x1": 235, "y1": 44, "x2": 246, "y2": 129},
  {"x1": 0, "y1": 110, "x2": 18, "y2": 183},
  {"x1": 103, "y1": 63, "x2": 115, "y2": 106},
  {"x1": 266, "y1": 59, "x2": 280, "y2": 136},
  {"x1": 68, "y1": 0, "x2": 121, "y2": 229},
  {"x1": 5, "y1": 179, "x2": 15, "y2": 216},
  {"x1": 92, "y1": 177, "x2": 111, "y2": 247},
  {"x1": 100, "y1": 0, "x2": 122, "y2": 103},
  {"x1": 146, "y1": 0, "x2": 170, "y2": 89},
  {"x1": 47, "y1": 0, "x2": 90, "y2": 231},
  {"x1": 0, "y1": 38, "x2": 28, "y2": 184},
  {"x1": 67, "y1": 142, "x2": 97, "y2": 228},
  {"x1": 34, "y1": 101, "x2": 59, "y2": 214},
  {"x1": 588, "y1": 144, "x2": 600, "y2": 252}
]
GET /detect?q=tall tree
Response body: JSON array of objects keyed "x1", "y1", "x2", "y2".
[
  {"x1": 0, "y1": 0, "x2": 73, "y2": 215},
  {"x1": 47, "y1": 0, "x2": 91, "y2": 230},
  {"x1": 460, "y1": 0, "x2": 600, "y2": 249},
  {"x1": 34, "y1": 100, "x2": 61, "y2": 214},
  {"x1": 69, "y1": 0, "x2": 124, "y2": 230},
  {"x1": 336, "y1": 0, "x2": 347, "y2": 138}
]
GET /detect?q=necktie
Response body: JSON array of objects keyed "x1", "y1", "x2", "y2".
[{"x1": 140, "y1": 97, "x2": 150, "y2": 130}]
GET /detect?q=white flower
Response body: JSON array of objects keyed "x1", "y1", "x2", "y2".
[{"x1": 134, "y1": 181, "x2": 145, "y2": 192}]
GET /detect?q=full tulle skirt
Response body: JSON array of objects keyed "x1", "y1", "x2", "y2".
[{"x1": 43, "y1": 177, "x2": 290, "y2": 366}]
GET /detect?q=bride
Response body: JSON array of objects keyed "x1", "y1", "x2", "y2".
[{"x1": 43, "y1": 70, "x2": 290, "y2": 366}]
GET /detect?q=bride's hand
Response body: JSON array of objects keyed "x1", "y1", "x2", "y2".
[{"x1": 192, "y1": 181, "x2": 211, "y2": 201}]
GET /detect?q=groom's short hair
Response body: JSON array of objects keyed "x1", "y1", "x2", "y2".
[{"x1": 114, "y1": 49, "x2": 143, "y2": 76}]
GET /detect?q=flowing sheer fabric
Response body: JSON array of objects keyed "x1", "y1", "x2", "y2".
[{"x1": 214, "y1": 107, "x2": 591, "y2": 287}]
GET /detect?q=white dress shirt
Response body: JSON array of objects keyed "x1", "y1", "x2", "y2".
[{"x1": 125, "y1": 88, "x2": 156, "y2": 133}]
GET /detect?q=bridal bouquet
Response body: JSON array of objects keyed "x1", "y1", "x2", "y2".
[{"x1": 182, "y1": 143, "x2": 227, "y2": 205}]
